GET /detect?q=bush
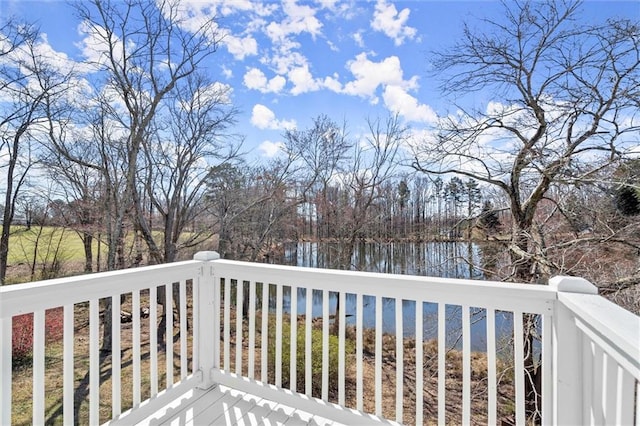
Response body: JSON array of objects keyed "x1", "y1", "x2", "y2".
[
  {"x1": 12, "y1": 307, "x2": 64, "y2": 365},
  {"x1": 268, "y1": 319, "x2": 354, "y2": 398}
]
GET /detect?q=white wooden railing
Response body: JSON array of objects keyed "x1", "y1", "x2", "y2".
[{"x1": 1, "y1": 251, "x2": 638, "y2": 425}]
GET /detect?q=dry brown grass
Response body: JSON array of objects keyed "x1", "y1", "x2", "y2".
[{"x1": 11, "y1": 292, "x2": 193, "y2": 426}]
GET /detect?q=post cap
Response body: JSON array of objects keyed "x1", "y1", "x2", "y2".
[
  {"x1": 549, "y1": 276, "x2": 598, "y2": 294},
  {"x1": 193, "y1": 251, "x2": 221, "y2": 261}
]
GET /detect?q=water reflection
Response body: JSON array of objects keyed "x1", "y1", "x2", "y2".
[{"x1": 282, "y1": 241, "x2": 484, "y2": 279}]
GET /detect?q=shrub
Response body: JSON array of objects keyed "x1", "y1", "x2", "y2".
[{"x1": 12, "y1": 307, "x2": 64, "y2": 365}]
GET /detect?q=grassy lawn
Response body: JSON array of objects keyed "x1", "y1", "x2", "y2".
[
  {"x1": 5, "y1": 225, "x2": 208, "y2": 284},
  {"x1": 8, "y1": 226, "x2": 90, "y2": 264},
  {"x1": 7, "y1": 226, "x2": 113, "y2": 284}
]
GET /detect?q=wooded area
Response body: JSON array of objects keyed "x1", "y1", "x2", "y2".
[{"x1": 2, "y1": 0, "x2": 638, "y2": 298}]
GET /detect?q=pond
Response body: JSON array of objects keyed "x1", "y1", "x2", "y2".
[{"x1": 261, "y1": 241, "x2": 519, "y2": 351}]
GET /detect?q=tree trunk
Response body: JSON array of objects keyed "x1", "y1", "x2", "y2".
[
  {"x1": 510, "y1": 224, "x2": 542, "y2": 424},
  {"x1": 82, "y1": 233, "x2": 93, "y2": 273}
]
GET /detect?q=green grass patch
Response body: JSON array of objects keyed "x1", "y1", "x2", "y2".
[
  {"x1": 7, "y1": 226, "x2": 102, "y2": 265},
  {"x1": 268, "y1": 319, "x2": 355, "y2": 399}
]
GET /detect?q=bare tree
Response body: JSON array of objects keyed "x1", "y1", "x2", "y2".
[
  {"x1": 72, "y1": 0, "x2": 222, "y2": 268},
  {"x1": 139, "y1": 73, "x2": 239, "y2": 264},
  {"x1": 51, "y1": 0, "x2": 225, "y2": 350},
  {"x1": 45, "y1": 153, "x2": 104, "y2": 273},
  {"x1": 283, "y1": 115, "x2": 352, "y2": 239},
  {"x1": 413, "y1": 0, "x2": 640, "y2": 283},
  {"x1": 138, "y1": 73, "x2": 240, "y2": 344},
  {"x1": 334, "y1": 115, "x2": 406, "y2": 269},
  {"x1": 0, "y1": 19, "x2": 72, "y2": 284},
  {"x1": 411, "y1": 1, "x2": 640, "y2": 420},
  {"x1": 206, "y1": 157, "x2": 301, "y2": 263}
]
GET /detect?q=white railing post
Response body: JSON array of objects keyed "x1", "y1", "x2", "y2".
[
  {"x1": 550, "y1": 276, "x2": 598, "y2": 425},
  {"x1": 194, "y1": 251, "x2": 220, "y2": 389}
]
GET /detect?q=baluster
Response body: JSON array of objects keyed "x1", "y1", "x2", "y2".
[
  {"x1": 582, "y1": 335, "x2": 595, "y2": 423},
  {"x1": 338, "y1": 291, "x2": 346, "y2": 407},
  {"x1": 150, "y1": 287, "x2": 158, "y2": 397},
  {"x1": 603, "y1": 353, "x2": 618, "y2": 422},
  {"x1": 248, "y1": 281, "x2": 256, "y2": 379},
  {"x1": 305, "y1": 288, "x2": 312, "y2": 396},
  {"x1": 356, "y1": 293, "x2": 363, "y2": 411},
  {"x1": 541, "y1": 313, "x2": 553, "y2": 426},
  {"x1": 415, "y1": 300, "x2": 423, "y2": 425},
  {"x1": 33, "y1": 310, "x2": 45, "y2": 425},
  {"x1": 261, "y1": 283, "x2": 269, "y2": 383},
  {"x1": 236, "y1": 280, "x2": 244, "y2": 376},
  {"x1": 395, "y1": 297, "x2": 403, "y2": 423},
  {"x1": 487, "y1": 308, "x2": 497, "y2": 425},
  {"x1": 462, "y1": 305, "x2": 470, "y2": 425},
  {"x1": 63, "y1": 304, "x2": 74, "y2": 424},
  {"x1": 375, "y1": 296, "x2": 382, "y2": 417},
  {"x1": 166, "y1": 284, "x2": 173, "y2": 387},
  {"x1": 615, "y1": 364, "x2": 635, "y2": 424},
  {"x1": 322, "y1": 289, "x2": 329, "y2": 401},
  {"x1": 1, "y1": 316, "x2": 11, "y2": 426},
  {"x1": 112, "y1": 294, "x2": 121, "y2": 416},
  {"x1": 179, "y1": 281, "x2": 187, "y2": 380},
  {"x1": 224, "y1": 279, "x2": 231, "y2": 372},
  {"x1": 290, "y1": 285, "x2": 298, "y2": 392},
  {"x1": 438, "y1": 302, "x2": 446, "y2": 425},
  {"x1": 89, "y1": 299, "x2": 99, "y2": 425},
  {"x1": 276, "y1": 284, "x2": 283, "y2": 387},
  {"x1": 514, "y1": 311, "x2": 525, "y2": 425},
  {"x1": 132, "y1": 291, "x2": 141, "y2": 406}
]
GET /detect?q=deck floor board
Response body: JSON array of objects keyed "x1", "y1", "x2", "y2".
[{"x1": 134, "y1": 385, "x2": 345, "y2": 426}]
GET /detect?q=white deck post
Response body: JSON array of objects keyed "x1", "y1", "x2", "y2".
[
  {"x1": 194, "y1": 251, "x2": 220, "y2": 389},
  {"x1": 550, "y1": 276, "x2": 598, "y2": 425}
]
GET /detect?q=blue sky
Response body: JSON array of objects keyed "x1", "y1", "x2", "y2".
[{"x1": 2, "y1": 0, "x2": 638, "y2": 161}]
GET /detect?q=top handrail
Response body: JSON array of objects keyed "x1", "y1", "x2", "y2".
[
  {"x1": 0, "y1": 260, "x2": 201, "y2": 318},
  {"x1": 212, "y1": 259, "x2": 557, "y2": 314}
]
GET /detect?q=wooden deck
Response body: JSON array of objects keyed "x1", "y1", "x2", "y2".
[{"x1": 123, "y1": 384, "x2": 346, "y2": 426}]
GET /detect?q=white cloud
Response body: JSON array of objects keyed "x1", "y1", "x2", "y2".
[
  {"x1": 243, "y1": 68, "x2": 286, "y2": 93},
  {"x1": 383, "y1": 85, "x2": 437, "y2": 124},
  {"x1": 221, "y1": 65, "x2": 233, "y2": 79},
  {"x1": 201, "y1": 82, "x2": 233, "y2": 105},
  {"x1": 224, "y1": 33, "x2": 258, "y2": 60},
  {"x1": 352, "y1": 31, "x2": 365, "y2": 48},
  {"x1": 251, "y1": 104, "x2": 296, "y2": 130},
  {"x1": 162, "y1": 0, "x2": 277, "y2": 63},
  {"x1": 266, "y1": 46, "x2": 306, "y2": 74},
  {"x1": 626, "y1": 145, "x2": 640, "y2": 159},
  {"x1": 1, "y1": 32, "x2": 92, "y2": 105},
  {"x1": 259, "y1": 140, "x2": 285, "y2": 157},
  {"x1": 289, "y1": 64, "x2": 320, "y2": 95},
  {"x1": 265, "y1": 0, "x2": 323, "y2": 44},
  {"x1": 342, "y1": 53, "x2": 416, "y2": 100},
  {"x1": 371, "y1": 0, "x2": 417, "y2": 46},
  {"x1": 76, "y1": 21, "x2": 127, "y2": 68},
  {"x1": 323, "y1": 74, "x2": 342, "y2": 93},
  {"x1": 316, "y1": 0, "x2": 339, "y2": 9}
]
